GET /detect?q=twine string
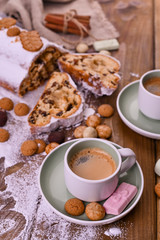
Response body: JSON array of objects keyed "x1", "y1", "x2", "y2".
[{"x1": 62, "y1": 9, "x2": 96, "y2": 44}]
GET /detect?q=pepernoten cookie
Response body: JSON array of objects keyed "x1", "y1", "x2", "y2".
[
  {"x1": 14, "y1": 103, "x2": 30, "y2": 116},
  {"x1": 155, "y1": 183, "x2": 160, "y2": 197},
  {"x1": 74, "y1": 126, "x2": 87, "y2": 138},
  {"x1": 65, "y1": 198, "x2": 85, "y2": 216},
  {"x1": 0, "y1": 128, "x2": 10, "y2": 142},
  {"x1": 7, "y1": 27, "x2": 20, "y2": 37},
  {"x1": 0, "y1": 17, "x2": 16, "y2": 30},
  {"x1": 85, "y1": 202, "x2": 105, "y2": 221},
  {"x1": 98, "y1": 104, "x2": 114, "y2": 117},
  {"x1": 0, "y1": 97, "x2": 14, "y2": 111},
  {"x1": 20, "y1": 31, "x2": 43, "y2": 52},
  {"x1": 45, "y1": 142, "x2": 59, "y2": 154},
  {"x1": 86, "y1": 114, "x2": 101, "y2": 128},
  {"x1": 21, "y1": 140, "x2": 38, "y2": 156},
  {"x1": 35, "y1": 139, "x2": 46, "y2": 154}
]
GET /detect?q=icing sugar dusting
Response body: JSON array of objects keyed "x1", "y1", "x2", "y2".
[{"x1": 0, "y1": 87, "x2": 132, "y2": 239}]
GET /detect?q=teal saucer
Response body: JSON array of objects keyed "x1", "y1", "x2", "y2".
[
  {"x1": 117, "y1": 80, "x2": 160, "y2": 139},
  {"x1": 39, "y1": 139, "x2": 144, "y2": 226}
]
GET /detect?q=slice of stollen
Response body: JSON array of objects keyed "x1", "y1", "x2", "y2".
[
  {"x1": 58, "y1": 53, "x2": 121, "y2": 96},
  {"x1": 28, "y1": 72, "x2": 84, "y2": 134}
]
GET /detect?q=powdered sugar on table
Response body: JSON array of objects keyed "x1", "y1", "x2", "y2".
[{"x1": 0, "y1": 86, "x2": 132, "y2": 239}]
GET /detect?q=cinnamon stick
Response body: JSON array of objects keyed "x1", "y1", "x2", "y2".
[
  {"x1": 47, "y1": 13, "x2": 91, "y2": 22},
  {"x1": 45, "y1": 14, "x2": 90, "y2": 30},
  {"x1": 45, "y1": 22, "x2": 88, "y2": 36}
]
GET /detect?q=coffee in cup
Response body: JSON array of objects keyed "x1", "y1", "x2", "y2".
[
  {"x1": 143, "y1": 77, "x2": 160, "y2": 96},
  {"x1": 138, "y1": 69, "x2": 160, "y2": 120},
  {"x1": 64, "y1": 138, "x2": 136, "y2": 202},
  {"x1": 69, "y1": 147, "x2": 116, "y2": 180}
]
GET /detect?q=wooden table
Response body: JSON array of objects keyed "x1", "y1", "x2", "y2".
[{"x1": 0, "y1": 0, "x2": 160, "y2": 239}]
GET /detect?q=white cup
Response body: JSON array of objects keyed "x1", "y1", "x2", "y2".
[
  {"x1": 64, "y1": 138, "x2": 136, "y2": 202},
  {"x1": 138, "y1": 69, "x2": 160, "y2": 120}
]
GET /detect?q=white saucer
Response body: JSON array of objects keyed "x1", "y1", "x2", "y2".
[
  {"x1": 39, "y1": 139, "x2": 144, "y2": 226},
  {"x1": 117, "y1": 80, "x2": 160, "y2": 139}
]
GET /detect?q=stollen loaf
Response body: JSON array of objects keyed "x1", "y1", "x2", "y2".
[{"x1": 0, "y1": 17, "x2": 66, "y2": 97}]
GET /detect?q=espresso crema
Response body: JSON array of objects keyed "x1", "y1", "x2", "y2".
[
  {"x1": 143, "y1": 77, "x2": 160, "y2": 96},
  {"x1": 69, "y1": 147, "x2": 116, "y2": 180}
]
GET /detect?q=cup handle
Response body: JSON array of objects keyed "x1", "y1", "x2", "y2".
[{"x1": 118, "y1": 148, "x2": 136, "y2": 175}]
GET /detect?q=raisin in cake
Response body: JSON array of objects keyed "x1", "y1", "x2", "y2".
[
  {"x1": 0, "y1": 17, "x2": 66, "y2": 97},
  {"x1": 28, "y1": 72, "x2": 84, "y2": 133},
  {"x1": 58, "y1": 53, "x2": 120, "y2": 96}
]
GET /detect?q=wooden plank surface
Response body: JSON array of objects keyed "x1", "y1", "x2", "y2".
[
  {"x1": 0, "y1": 0, "x2": 159, "y2": 239},
  {"x1": 101, "y1": 0, "x2": 156, "y2": 239},
  {"x1": 155, "y1": 1, "x2": 160, "y2": 239}
]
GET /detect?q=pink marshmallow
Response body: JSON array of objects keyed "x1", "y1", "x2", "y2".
[{"x1": 103, "y1": 182, "x2": 138, "y2": 215}]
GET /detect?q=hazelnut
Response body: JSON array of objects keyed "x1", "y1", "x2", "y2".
[
  {"x1": 98, "y1": 104, "x2": 114, "y2": 117},
  {"x1": 96, "y1": 125, "x2": 112, "y2": 139},
  {"x1": 99, "y1": 50, "x2": 111, "y2": 56},
  {"x1": 86, "y1": 114, "x2": 101, "y2": 128},
  {"x1": 74, "y1": 126, "x2": 87, "y2": 138},
  {"x1": 0, "y1": 109, "x2": 7, "y2": 127},
  {"x1": 45, "y1": 142, "x2": 59, "y2": 154},
  {"x1": 48, "y1": 131, "x2": 65, "y2": 144},
  {"x1": 76, "y1": 43, "x2": 89, "y2": 53},
  {"x1": 83, "y1": 127, "x2": 97, "y2": 138}
]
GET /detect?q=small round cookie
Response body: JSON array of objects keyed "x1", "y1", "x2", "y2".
[
  {"x1": 35, "y1": 139, "x2": 46, "y2": 154},
  {"x1": 0, "y1": 110, "x2": 7, "y2": 127},
  {"x1": 45, "y1": 142, "x2": 59, "y2": 154},
  {"x1": 7, "y1": 27, "x2": 20, "y2": 37},
  {"x1": 0, "y1": 97, "x2": 14, "y2": 111},
  {"x1": 155, "y1": 183, "x2": 160, "y2": 197},
  {"x1": 65, "y1": 198, "x2": 85, "y2": 216},
  {"x1": 83, "y1": 127, "x2": 97, "y2": 138},
  {"x1": 0, "y1": 128, "x2": 10, "y2": 142},
  {"x1": 85, "y1": 202, "x2": 105, "y2": 221},
  {"x1": 74, "y1": 126, "x2": 87, "y2": 138},
  {"x1": 14, "y1": 103, "x2": 30, "y2": 116},
  {"x1": 86, "y1": 114, "x2": 101, "y2": 128},
  {"x1": 48, "y1": 131, "x2": 65, "y2": 144},
  {"x1": 96, "y1": 125, "x2": 112, "y2": 139},
  {"x1": 21, "y1": 140, "x2": 38, "y2": 156},
  {"x1": 0, "y1": 17, "x2": 16, "y2": 29},
  {"x1": 98, "y1": 104, "x2": 114, "y2": 118}
]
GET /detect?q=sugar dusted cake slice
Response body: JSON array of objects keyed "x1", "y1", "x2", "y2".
[
  {"x1": 28, "y1": 72, "x2": 84, "y2": 133},
  {"x1": 58, "y1": 53, "x2": 121, "y2": 96}
]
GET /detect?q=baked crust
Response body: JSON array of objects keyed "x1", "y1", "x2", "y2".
[
  {"x1": 0, "y1": 17, "x2": 66, "y2": 97},
  {"x1": 58, "y1": 53, "x2": 120, "y2": 96},
  {"x1": 28, "y1": 72, "x2": 83, "y2": 128}
]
